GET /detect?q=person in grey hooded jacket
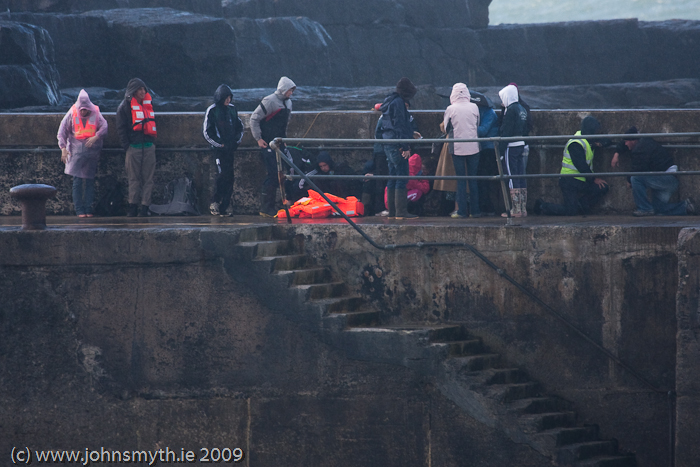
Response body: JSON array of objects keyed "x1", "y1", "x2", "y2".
[{"x1": 249, "y1": 76, "x2": 296, "y2": 217}]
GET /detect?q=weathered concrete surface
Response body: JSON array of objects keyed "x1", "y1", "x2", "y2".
[
  {"x1": 275, "y1": 222, "x2": 684, "y2": 467},
  {"x1": 0, "y1": 227, "x2": 551, "y2": 467},
  {"x1": 675, "y1": 228, "x2": 700, "y2": 467},
  {"x1": 2, "y1": 109, "x2": 700, "y2": 218}
]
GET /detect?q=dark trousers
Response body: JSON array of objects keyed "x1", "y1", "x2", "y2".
[
  {"x1": 260, "y1": 148, "x2": 278, "y2": 192},
  {"x1": 362, "y1": 151, "x2": 389, "y2": 215},
  {"x1": 477, "y1": 148, "x2": 499, "y2": 214},
  {"x1": 211, "y1": 148, "x2": 235, "y2": 212},
  {"x1": 539, "y1": 177, "x2": 609, "y2": 216}
]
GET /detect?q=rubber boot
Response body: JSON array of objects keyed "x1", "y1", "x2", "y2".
[
  {"x1": 501, "y1": 189, "x2": 520, "y2": 218},
  {"x1": 387, "y1": 188, "x2": 396, "y2": 218},
  {"x1": 395, "y1": 188, "x2": 418, "y2": 219},
  {"x1": 519, "y1": 188, "x2": 528, "y2": 217},
  {"x1": 259, "y1": 190, "x2": 276, "y2": 217}
]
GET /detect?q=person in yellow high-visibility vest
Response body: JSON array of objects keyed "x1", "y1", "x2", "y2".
[{"x1": 534, "y1": 116, "x2": 609, "y2": 216}]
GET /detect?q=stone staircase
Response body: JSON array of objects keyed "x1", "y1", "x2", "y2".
[{"x1": 218, "y1": 226, "x2": 636, "y2": 467}]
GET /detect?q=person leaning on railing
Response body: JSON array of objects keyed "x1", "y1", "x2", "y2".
[
  {"x1": 533, "y1": 116, "x2": 610, "y2": 216},
  {"x1": 611, "y1": 126, "x2": 696, "y2": 216}
]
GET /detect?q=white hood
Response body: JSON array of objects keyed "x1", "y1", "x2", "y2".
[
  {"x1": 499, "y1": 84, "x2": 519, "y2": 108},
  {"x1": 276, "y1": 76, "x2": 297, "y2": 97}
]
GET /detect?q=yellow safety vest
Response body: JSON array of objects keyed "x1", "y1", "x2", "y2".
[{"x1": 561, "y1": 131, "x2": 594, "y2": 182}]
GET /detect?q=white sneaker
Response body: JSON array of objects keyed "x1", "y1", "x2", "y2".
[
  {"x1": 210, "y1": 202, "x2": 220, "y2": 216},
  {"x1": 375, "y1": 210, "x2": 389, "y2": 217}
]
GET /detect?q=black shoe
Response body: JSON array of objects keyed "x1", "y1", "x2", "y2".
[
  {"x1": 533, "y1": 199, "x2": 543, "y2": 215},
  {"x1": 127, "y1": 204, "x2": 138, "y2": 217},
  {"x1": 138, "y1": 205, "x2": 150, "y2": 217}
]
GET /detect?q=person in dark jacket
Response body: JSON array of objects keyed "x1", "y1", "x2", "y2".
[
  {"x1": 611, "y1": 126, "x2": 695, "y2": 216},
  {"x1": 378, "y1": 77, "x2": 418, "y2": 219},
  {"x1": 471, "y1": 91, "x2": 500, "y2": 216},
  {"x1": 534, "y1": 116, "x2": 609, "y2": 216},
  {"x1": 203, "y1": 84, "x2": 244, "y2": 216},
  {"x1": 299, "y1": 151, "x2": 358, "y2": 199},
  {"x1": 116, "y1": 78, "x2": 157, "y2": 217},
  {"x1": 498, "y1": 84, "x2": 530, "y2": 217}
]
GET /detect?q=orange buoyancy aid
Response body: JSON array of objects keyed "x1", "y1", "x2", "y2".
[
  {"x1": 71, "y1": 105, "x2": 98, "y2": 140},
  {"x1": 130, "y1": 92, "x2": 157, "y2": 136},
  {"x1": 277, "y1": 191, "x2": 364, "y2": 219}
]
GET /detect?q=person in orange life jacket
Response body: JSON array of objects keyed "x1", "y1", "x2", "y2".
[
  {"x1": 249, "y1": 76, "x2": 296, "y2": 217},
  {"x1": 383, "y1": 153, "x2": 430, "y2": 214},
  {"x1": 57, "y1": 89, "x2": 108, "y2": 217},
  {"x1": 203, "y1": 84, "x2": 244, "y2": 216},
  {"x1": 116, "y1": 78, "x2": 157, "y2": 217}
]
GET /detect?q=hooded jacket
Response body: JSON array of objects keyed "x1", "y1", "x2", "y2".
[
  {"x1": 498, "y1": 84, "x2": 528, "y2": 158},
  {"x1": 378, "y1": 93, "x2": 413, "y2": 151},
  {"x1": 250, "y1": 76, "x2": 296, "y2": 143},
  {"x1": 443, "y1": 83, "x2": 480, "y2": 156},
  {"x1": 203, "y1": 84, "x2": 244, "y2": 149},
  {"x1": 564, "y1": 116, "x2": 602, "y2": 183},
  {"x1": 57, "y1": 89, "x2": 108, "y2": 179},
  {"x1": 116, "y1": 78, "x2": 156, "y2": 150}
]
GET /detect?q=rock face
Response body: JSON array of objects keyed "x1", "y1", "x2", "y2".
[
  {"x1": 0, "y1": 21, "x2": 60, "y2": 107},
  {"x1": 0, "y1": 0, "x2": 223, "y2": 16}
]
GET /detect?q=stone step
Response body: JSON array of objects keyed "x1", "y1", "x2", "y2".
[
  {"x1": 324, "y1": 310, "x2": 380, "y2": 330},
  {"x1": 254, "y1": 254, "x2": 308, "y2": 272},
  {"x1": 309, "y1": 296, "x2": 364, "y2": 314},
  {"x1": 481, "y1": 368, "x2": 530, "y2": 385},
  {"x1": 519, "y1": 411, "x2": 577, "y2": 433},
  {"x1": 557, "y1": 440, "x2": 618, "y2": 464},
  {"x1": 576, "y1": 454, "x2": 636, "y2": 467},
  {"x1": 534, "y1": 426, "x2": 600, "y2": 450},
  {"x1": 510, "y1": 397, "x2": 570, "y2": 415},
  {"x1": 490, "y1": 382, "x2": 540, "y2": 402},
  {"x1": 239, "y1": 226, "x2": 273, "y2": 242},
  {"x1": 431, "y1": 339, "x2": 484, "y2": 357},
  {"x1": 236, "y1": 240, "x2": 293, "y2": 260},
  {"x1": 291, "y1": 282, "x2": 347, "y2": 300},
  {"x1": 447, "y1": 354, "x2": 501, "y2": 372},
  {"x1": 424, "y1": 324, "x2": 470, "y2": 342},
  {"x1": 275, "y1": 267, "x2": 332, "y2": 286}
]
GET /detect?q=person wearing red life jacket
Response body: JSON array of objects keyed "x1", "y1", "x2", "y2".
[
  {"x1": 57, "y1": 89, "x2": 108, "y2": 217},
  {"x1": 117, "y1": 78, "x2": 157, "y2": 217}
]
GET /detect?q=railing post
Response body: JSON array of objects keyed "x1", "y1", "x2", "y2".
[{"x1": 493, "y1": 141, "x2": 514, "y2": 225}]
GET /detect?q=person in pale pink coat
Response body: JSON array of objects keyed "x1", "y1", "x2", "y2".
[
  {"x1": 57, "y1": 90, "x2": 108, "y2": 217},
  {"x1": 443, "y1": 83, "x2": 480, "y2": 218}
]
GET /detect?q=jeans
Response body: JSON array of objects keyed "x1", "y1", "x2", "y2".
[
  {"x1": 539, "y1": 177, "x2": 609, "y2": 216},
  {"x1": 384, "y1": 144, "x2": 408, "y2": 190},
  {"x1": 630, "y1": 174, "x2": 687, "y2": 215},
  {"x1": 453, "y1": 154, "x2": 480, "y2": 216},
  {"x1": 72, "y1": 176, "x2": 95, "y2": 215}
]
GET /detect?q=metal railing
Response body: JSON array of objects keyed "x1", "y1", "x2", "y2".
[{"x1": 270, "y1": 131, "x2": 699, "y2": 467}]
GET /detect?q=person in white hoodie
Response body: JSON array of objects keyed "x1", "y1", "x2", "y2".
[
  {"x1": 443, "y1": 83, "x2": 481, "y2": 218},
  {"x1": 498, "y1": 84, "x2": 529, "y2": 217}
]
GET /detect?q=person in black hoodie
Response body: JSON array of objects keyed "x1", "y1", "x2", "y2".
[
  {"x1": 611, "y1": 126, "x2": 695, "y2": 216},
  {"x1": 117, "y1": 78, "x2": 157, "y2": 217},
  {"x1": 378, "y1": 77, "x2": 418, "y2": 219},
  {"x1": 203, "y1": 84, "x2": 244, "y2": 216}
]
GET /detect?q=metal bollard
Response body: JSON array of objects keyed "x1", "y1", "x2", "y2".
[{"x1": 10, "y1": 184, "x2": 57, "y2": 230}]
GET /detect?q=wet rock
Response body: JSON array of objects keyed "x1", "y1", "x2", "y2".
[
  {"x1": 0, "y1": 0, "x2": 223, "y2": 16},
  {"x1": 0, "y1": 21, "x2": 60, "y2": 107}
]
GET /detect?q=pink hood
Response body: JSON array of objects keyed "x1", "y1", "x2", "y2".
[
  {"x1": 450, "y1": 83, "x2": 471, "y2": 104},
  {"x1": 409, "y1": 154, "x2": 422, "y2": 176},
  {"x1": 75, "y1": 89, "x2": 100, "y2": 116}
]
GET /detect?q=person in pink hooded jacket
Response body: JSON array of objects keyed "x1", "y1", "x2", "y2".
[
  {"x1": 57, "y1": 89, "x2": 108, "y2": 217},
  {"x1": 385, "y1": 154, "x2": 430, "y2": 213}
]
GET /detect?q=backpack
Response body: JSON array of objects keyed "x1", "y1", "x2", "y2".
[
  {"x1": 148, "y1": 177, "x2": 201, "y2": 216},
  {"x1": 94, "y1": 177, "x2": 126, "y2": 216}
]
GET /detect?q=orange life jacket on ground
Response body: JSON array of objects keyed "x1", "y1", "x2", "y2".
[
  {"x1": 277, "y1": 191, "x2": 364, "y2": 219},
  {"x1": 71, "y1": 105, "x2": 97, "y2": 140},
  {"x1": 130, "y1": 92, "x2": 157, "y2": 136}
]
